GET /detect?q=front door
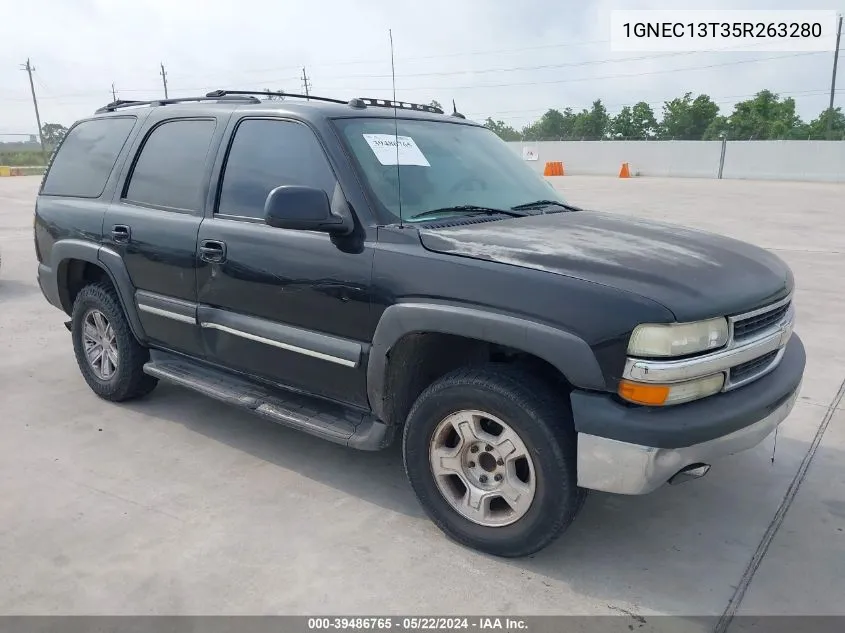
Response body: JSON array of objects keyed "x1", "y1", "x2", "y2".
[
  {"x1": 105, "y1": 117, "x2": 221, "y2": 357},
  {"x1": 196, "y1": 117, "x2": 373, "y2": 407}
]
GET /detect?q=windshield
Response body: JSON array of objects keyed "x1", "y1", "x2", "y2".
[{"x1": 334, "y1": 118, "x2": 565, "y2": 222}]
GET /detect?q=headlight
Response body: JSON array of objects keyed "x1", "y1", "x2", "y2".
[
  {"x1": 619, "y1": 373, "x2": 725, "y2": 406},
  {"x1": 628, "y1": 317, "x2": 729, "y2": 357}
]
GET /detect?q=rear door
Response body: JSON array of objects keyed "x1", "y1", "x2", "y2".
[{"x1": 104, "y1": 115, "x2": 224, "y2": 357}]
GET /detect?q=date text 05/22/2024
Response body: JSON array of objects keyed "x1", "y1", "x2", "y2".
[{"x1": 307, "y1": 617, "x2": 528, "y2": 631}]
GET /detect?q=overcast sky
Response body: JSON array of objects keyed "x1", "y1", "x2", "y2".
[{"x1": 1, "y1": 0, "x2": 843, "y2": 137}]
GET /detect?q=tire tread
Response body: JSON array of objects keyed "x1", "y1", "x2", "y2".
[{"x1": 71, "y1": 281, "x2": 157, "y2": 402}]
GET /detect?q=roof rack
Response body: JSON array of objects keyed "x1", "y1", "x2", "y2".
[
  {"x1": 95, "y1": 90, "x2": 453, "y2": 117},
  {"x1": 349, "y1": 98, "x2": 444, "y2": 114},
  {"x1": 95, "y1": 94, "x2": 261, "y2": 114},
  {"x1": 205, "y1": 90, "x2": 349, "y2": 105}
]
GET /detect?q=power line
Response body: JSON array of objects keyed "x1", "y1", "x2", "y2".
[
  {"x1": 28, "y1": 32, "x2": 823, "y2": 101},
  {"x1": 162, "y1": 37, "x2": 615, "y2": 82},
  {"x1": 153, "y1": 41, "x2": 839, "y2": 89},
  {"x1": 314, "y1": 36, "x2": 840, "y2": 81},
  {"x1": 317, "y1": 51, "x2": 707, "y2": 81},
  {"x1": 32, "y1": 70, "x2": 51, "y2": 94},
  {"x1": 153, "y1": 51, "x2": 822, "y2": 95},
  {"x1": 374, "y1": 51, "x2": 829, "y2": 92},
  {"x1": 170, "y1": 30, "x2": 833, "y2": 82},
  {"x1": 7, "y1": 50, "x2": 831, "y2": 103}
]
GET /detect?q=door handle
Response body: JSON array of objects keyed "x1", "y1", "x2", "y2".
[
  {"x1": 111, "y1": 224, "x2": 131, "y2": 243},
  {"x1": 199, "y1": 239, "x2": 227, "y2": 263}
]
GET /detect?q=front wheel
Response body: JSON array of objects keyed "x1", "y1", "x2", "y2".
[{"x1": 402, "y1": 365, "x2": 585, "y2": 557}]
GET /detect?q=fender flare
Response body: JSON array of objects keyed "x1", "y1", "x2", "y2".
[
  {"x1": 50, "y1": 240, "x2": 147, "y2": 342},
  {"x1": 366, "y1": 302, "x2": 606, "y2": 422}
]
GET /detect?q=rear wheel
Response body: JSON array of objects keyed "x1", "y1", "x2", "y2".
[
  {"x1": 71, "y1": 282, "x2": 158, "y2": 401},
  {"x1": 402, "y1": 364, "x2": 585, "y2": 557}
]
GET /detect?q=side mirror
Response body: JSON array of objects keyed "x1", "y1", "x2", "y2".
[{"x1": 264, "y1": 186, "x2": 351, "y2": 234}]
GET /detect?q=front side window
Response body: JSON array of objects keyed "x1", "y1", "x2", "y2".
[
  {"x1": 41, "y1": 117, "x2": 136, "y2": 198},
  {"x1": 218, "y1": 119, "x2": 337, "y2": 219},
  {"x1": 124, "y1": 119, "x2": 216, "y2": 211},
  {"x1": 333, "y1": 117, "x2": 564, "y2": 222}
]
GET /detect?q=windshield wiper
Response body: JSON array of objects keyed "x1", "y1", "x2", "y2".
[
  {"x1": 510, "y1": 199, "x2": 582, "y2": 212},
  {"x1": 408, "y1": 205, "x2": 527, "y2": 221}
]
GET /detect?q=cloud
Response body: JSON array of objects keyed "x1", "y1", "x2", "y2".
[{"x1": 1, "y1": 0, "x2": 842, "y2": 134}]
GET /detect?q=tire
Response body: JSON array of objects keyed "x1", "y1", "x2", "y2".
[
  {"x1": 402, "y1": 364, "x2": 586, "y2": 558},
  {"x1": 71, "y1": 281, "x2": 158, "y2": 402}
]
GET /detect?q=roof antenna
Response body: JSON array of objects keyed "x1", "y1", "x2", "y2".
[
  {"x1": 389, "y1": 29, "x2": 403, "y2": 227},
  {"x1": 452, "y1": 99, "x2": 466, "y2": 119}
]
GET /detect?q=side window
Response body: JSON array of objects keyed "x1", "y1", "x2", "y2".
[
  {"x1": 218, "y1": 119, "x2": 337, "y2": 219},
  {"x1": 124, "y1": 119, "x2": 216, "y2": 211},
  {"x1": 41, "y1": 117, "x2": 136, "y2": 198}
]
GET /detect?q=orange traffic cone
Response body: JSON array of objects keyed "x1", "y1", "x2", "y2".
[
  {"x1": 619, "y1": 162, "x2": 631, "y2": 178},
  {"x1": 543, "y1": 161, "x2": 565, "y2": 176}
]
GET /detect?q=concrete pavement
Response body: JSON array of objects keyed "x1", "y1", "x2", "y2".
[{"x1": 0, "y1": 175, "x2": 842, "y2": 624}]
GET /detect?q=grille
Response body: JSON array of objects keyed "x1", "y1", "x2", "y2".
[
  {"x1": 730, "y1": 350, "x2": 779, "y2": 384},
  {"x1": 733, "y1": 303, "x2": 790, "y2": 341}
]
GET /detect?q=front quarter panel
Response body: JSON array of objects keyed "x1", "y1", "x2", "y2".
[{"x1": 367, "y1": 226, "x2": 676, "y2": 413}]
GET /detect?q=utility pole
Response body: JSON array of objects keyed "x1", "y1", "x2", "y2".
[
  {"x1": 20, "y1": 58, "x2": 45, "y2": 155},
  {"x1": 301, "y1": 67, "x2": 311, "y2": 99},
  {"x1": 160, "y1": 62, "x2": 169, "y2": 99},
  {"x1": 111, "y1": 82, "x2": 117, "y2": 102},
  {"x1": 827, "y1": 14, "x2": 843, "y2": 140}
]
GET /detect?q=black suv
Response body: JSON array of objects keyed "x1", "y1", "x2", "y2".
[{"x1": 35, "y1": 91, "x2": 805, "y2": 557}]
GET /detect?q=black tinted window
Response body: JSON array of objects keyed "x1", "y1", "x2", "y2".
[
  {"x1": 41, "y1": 117, "x2": 136, "y2": 198},
  {"x1": 218, "y1": 119, "x2": 336, "y2": 219},
  {"x1": 125, "y1": 119, "x2": 216, "y2": 211}
]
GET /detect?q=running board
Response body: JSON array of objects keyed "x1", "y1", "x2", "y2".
[{"x1": 143, "y1": 355, "x2": 392, "y2": 451}]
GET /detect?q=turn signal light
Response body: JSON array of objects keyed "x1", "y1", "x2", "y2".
[
  {"x1": 618, "y1": 380, "x2": 670, "y2": 405},
  {"x1": 619, "y1": 373, "x2": 725, "y2": 406}
]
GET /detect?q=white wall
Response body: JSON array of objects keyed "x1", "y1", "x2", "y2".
[
  {"x1": 509, "y1": 140, "x2": 845, "y2": 182},
  {"x1": 721, "y1": 141, "x2": 845, "y2": 182}
]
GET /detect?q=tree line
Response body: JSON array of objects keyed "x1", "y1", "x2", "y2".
[{"x1": 483, "y1": 91, "x2": 845, "y2": 142}]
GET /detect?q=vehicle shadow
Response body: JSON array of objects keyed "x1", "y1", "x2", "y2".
[
  {"x1": 123, "y1": 383, "x2": 824, "y2": 616},
  {"x1": 124, "y1": 383, "x2": 425, "y2": 518}
]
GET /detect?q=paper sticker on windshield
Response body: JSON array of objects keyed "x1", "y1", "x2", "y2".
[{"x1": 363, "y1": 134, "x2": 430, "y2": 167}]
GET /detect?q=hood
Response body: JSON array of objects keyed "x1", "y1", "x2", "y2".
[{"x1": 418, "y1": 211, "x2": 792, "y2": 322}]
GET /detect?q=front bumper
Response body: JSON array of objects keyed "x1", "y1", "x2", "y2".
[{"x1": 573, "y1": 334, "x2": 805, "y2": 495}]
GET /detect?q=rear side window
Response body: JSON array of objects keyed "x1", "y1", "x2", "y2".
[
  {"x1": 217, "y1": 119, "x2": 337, "y2": 219},
  {"x1": 124, "y1": 119, "x2": 216, "y2": 212},
  {"x1": 41, "y1": 117, "x2": 136, "y2": 198}
]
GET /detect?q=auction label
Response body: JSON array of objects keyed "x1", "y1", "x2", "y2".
[
  {"x1": 363, "y1": 134, "x2": 431, "y2": 167},
  {"x1": 307, "y1": 616, "x2": 528, "y2": 631}
]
